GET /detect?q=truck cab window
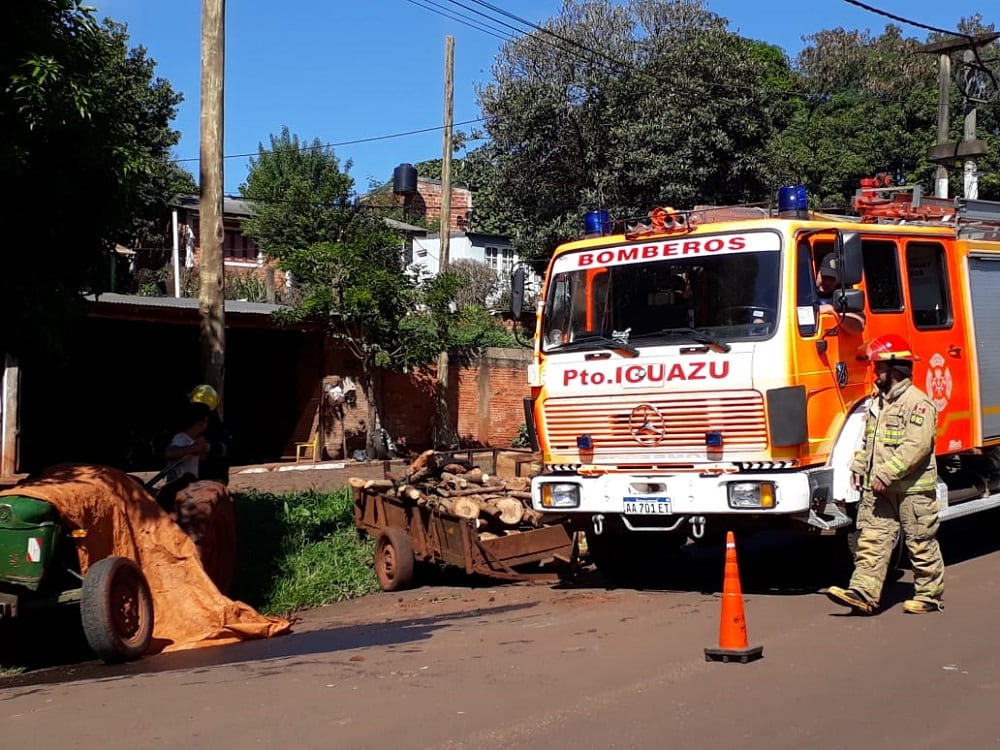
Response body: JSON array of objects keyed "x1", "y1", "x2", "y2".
[
  {"x1": 906, "y1": 242, "x2": 950, "y2": 328},
  {"x1": 861, "y1": 239, "x2": 903, "y2": 312}
]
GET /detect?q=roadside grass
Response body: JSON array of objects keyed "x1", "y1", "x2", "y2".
[{"x1": 229, "y1": 488, "x2": 379, "y2": 616}]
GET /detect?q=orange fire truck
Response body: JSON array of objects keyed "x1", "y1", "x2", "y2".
[{"x1": 513, "y1": 182, "x2": 1000, "y2": 576}]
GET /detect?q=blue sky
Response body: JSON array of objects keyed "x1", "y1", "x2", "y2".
[{"x1": 98, "y1": 0, "x2": 988, "y2": 195}]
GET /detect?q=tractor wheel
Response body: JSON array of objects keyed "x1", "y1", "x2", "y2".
[
  {"x1": 81, "y1": 556, "x2": 154, "y2": 664},
  {"x1": 374, "y1": 528, "x2": 416, "y2": 591}
]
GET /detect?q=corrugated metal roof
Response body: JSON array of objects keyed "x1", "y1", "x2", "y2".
[
  {"x1": 176, "y1": 195, "x2": 254, "y2": 218},
  {"x1": 86, "y1": 293, "x2": 286, "y2": 316},
  {"x1": 384, "y1": 217, "x2": 429, "y2": 234}
]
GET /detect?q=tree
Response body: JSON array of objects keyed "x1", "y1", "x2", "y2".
[
  {"x1": 1, "y1": 0, "x2": 190, "y2": 356},
  {"x1": 768, "y1": 16, "x2": 999, "y2": 208},
  {"x1": 473, "y1": 0, "x2": 785, "y2": 260},
  {"x1": 240, "y1": 127, "x2": 355, "y2": 260},
  {"x1": 241, "y1": 130, "x2": 427, "y2": 458},
  {"x1": 447, "y1": 259, "x2": 499, "y2": 309}
]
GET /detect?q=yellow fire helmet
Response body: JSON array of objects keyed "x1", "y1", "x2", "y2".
[{"x1": 188, "y1": 384, "x2": 219, "y2": 411}]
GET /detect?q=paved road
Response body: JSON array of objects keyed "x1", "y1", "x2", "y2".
[{"x1": 2, "y1": 515, "x2": 998, "y2": 749}]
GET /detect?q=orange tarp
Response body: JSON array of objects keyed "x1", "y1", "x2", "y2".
[{"x1": 0, "y1": 464, "x2": 291, "y2": 654}]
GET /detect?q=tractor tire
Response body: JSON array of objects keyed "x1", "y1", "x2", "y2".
[
  {"x1": 80, "y1": 556, "x2": 154, "y2": 664},
  {"x1": 374, "y1": 528, "x2": 416, "y2": 591}
]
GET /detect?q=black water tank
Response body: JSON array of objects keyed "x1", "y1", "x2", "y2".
[{"x1": 393, "y1": 163, "x2": 418, "y2": 195}]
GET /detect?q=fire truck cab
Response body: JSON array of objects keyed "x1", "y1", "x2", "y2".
[{"x1": 516, "y1": 184, "x2": 1000, "y2": 575}]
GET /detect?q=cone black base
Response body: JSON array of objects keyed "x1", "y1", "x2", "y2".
[{"x1": 704, "y1": 644, "x2": 764, "y2": 663}]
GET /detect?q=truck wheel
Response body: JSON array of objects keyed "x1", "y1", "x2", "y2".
[
  {"x1": 81, "y1": 556, "x2": 154, "y2": 664},
  {"x1": 374, "y1": 528, "x2": 415, "y2": 591}
]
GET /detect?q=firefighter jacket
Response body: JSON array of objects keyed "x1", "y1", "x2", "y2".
[{"x1": 850, "y1": 377, "x2": 937, "y2": 494}]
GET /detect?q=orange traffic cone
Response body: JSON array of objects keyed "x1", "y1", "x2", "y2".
[{"x1": 704, "y1": 531, "x2": 764, "y2": 663}]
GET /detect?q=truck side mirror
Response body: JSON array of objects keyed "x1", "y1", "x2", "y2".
[
  {"x1": 511, "y1": 266, "x2": 525, "y2": 319},
  {"x1": 833, "y1": 288, "x2": 865, "y2": 313},
  {"x1": 835, "y1": 231, "x2": 863, "y2": 285}
]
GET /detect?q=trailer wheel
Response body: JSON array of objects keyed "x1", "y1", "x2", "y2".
[
  {"x1": 374, "y1": 528, "x2": 416, "y2": 591},
  {"x1": 80, "y1": 556, "x2": 154, "y2": 664}
]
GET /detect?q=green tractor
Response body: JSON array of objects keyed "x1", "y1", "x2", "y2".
[{"x1": 0, "y1": 494, "x2": 153, "y2": 664}]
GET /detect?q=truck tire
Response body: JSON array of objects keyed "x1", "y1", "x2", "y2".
[
  {"x1": 374, "y1": 528, "x2": 416, "y2": 591},
  {"x1": 80, "y1": 556, "x2": 154, "y2": 664}
]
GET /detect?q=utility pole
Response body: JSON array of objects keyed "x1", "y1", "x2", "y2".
[
  {"x1": 921, "y1": 34, "x2": 997, "y2": 199},
  {"x1": 434, "y1": 35, "x2": 457, "y2": 449},
  {"x1": 199, "y1": 0, "x2": 226, "y2": 413}
]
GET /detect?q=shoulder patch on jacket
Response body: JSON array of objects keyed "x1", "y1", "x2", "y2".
[{"x1": 910, "y1": 413, "x2": 925, "y2": 426}]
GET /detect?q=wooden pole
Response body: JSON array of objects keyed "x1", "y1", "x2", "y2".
[
  {"x1": 435, "y1": 35, "x2": 457, "y2": 449},
  {"x1": 199, "y1": 0, "x2": 226, "y2": 414},
  {"x1": 1, "y1": 354, "x2": 20, "y2": 476}
]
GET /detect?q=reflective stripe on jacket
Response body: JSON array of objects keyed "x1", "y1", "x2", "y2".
[{"x1": 850, "y1": 378, "x2": 937, "y2": 494}]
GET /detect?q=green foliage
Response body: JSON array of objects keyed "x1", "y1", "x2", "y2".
[
  {"x1": 230, "y1": 488, "x2": 378, "y2": 616},
  {"x1": 511, "y1": 422, "x2": 532, "y2": 449},
  {"x1": 225, "y1": 269, "x2": 268, "y2": 302},
  {"x1": 1, "y1": 0, "x2": 189, "y2": 357},
  {"x1": 240, "y1": 126, "x2": 355, "y2": 260},
  {"x1": 472, "y1": 0, "x2": 783, "y2": 260},
  {"x1": 769, "y1": 18, "x2": 1000, "y2": 206}
]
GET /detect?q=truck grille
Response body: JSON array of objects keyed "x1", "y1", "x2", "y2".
[{"x1": 542, "y1": 390, "x2": 767, "y2": 453}]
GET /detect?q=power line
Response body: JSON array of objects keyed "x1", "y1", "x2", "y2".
[
  {"x1": 840, "y1": 0, "x2": 970, "y2": 37},
  {"x1": 402, "y1": 0, "x2": 511, "y2": 42},
  {"x1": 170, "y1": 118, "x2": 484, "y2": 164}
]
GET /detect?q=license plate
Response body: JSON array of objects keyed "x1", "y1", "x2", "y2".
[{"x1": 623, "y1": 497, "x2": 671, "y2": 515}]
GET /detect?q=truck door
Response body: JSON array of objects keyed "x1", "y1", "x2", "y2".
[{"x1": 902, "y1": 240, "x2": 973, "y2": 454}]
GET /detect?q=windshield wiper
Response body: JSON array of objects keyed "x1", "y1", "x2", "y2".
[
  {"x1": 638, "y1": 327, "x2": 731, "y2": 353},
  {"x1": 551, "y1": 333, "x2": 639, "y2": 358}
]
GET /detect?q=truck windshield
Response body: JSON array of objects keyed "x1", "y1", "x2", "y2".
[{"x1": 541, "y1": 241, "x2": 781, "y2": 353}]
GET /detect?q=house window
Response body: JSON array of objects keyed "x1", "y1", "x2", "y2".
[
  {"x1": 223, "y1": 225, "x2": 259, "y2": 262},
  {"x1": 485, "y1": 246, "x2": 514, "y2": 277}
]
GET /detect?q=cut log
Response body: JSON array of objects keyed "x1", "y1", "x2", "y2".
[
  {"x1": 522, "y1": 507, "x2": 546, "y2": 527},
  {"x1": 348, "y1": 476, "x2": 367, "y2": 489},
  {"x1": 431, "y1": 497, "x2": 455, "y2": 516},
  {"x1": 504, "y1": 476, "x2": 530, "y2": 492},
  {"x1": 464, "y1": 467, "x2": 486, "y2": 484},
  {"x1": 398, "y1": 484, "x2": 423, "y2": 502},
  {"x1": 363, "y1": 478, "x2": 394, "y2": 491},
  {"x1": 442, "y1": 463, "x2": 468, "y2": 475},
  {"x1": 506, "y1": 490, "x2": 532, "y2": 501},
  {"x1": 451, "y1": 496, "x2": 481, "y2": 520},
  {"x1": 438, "y1": 484, "x2": 506, "y2": 498},
  {"x1": 493, "y1": 497, "x2": 525, "y2": 526},
  {"x1": 440, "y1": 471, "x2": 468, "y2": 490}
]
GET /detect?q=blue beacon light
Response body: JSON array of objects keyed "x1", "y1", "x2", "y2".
[
  {"x1": 777, "y1": 185, "x2": 809, "y2": 218},
  {"x1": 584, "y1": 210, "x2": 611, "y2": 237}
]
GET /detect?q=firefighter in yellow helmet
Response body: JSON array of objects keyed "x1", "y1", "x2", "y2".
[
  {"x1": 826, "y1": 334, "x2": 943, "y2": 615},
  {"x1": 188, "y1": 384, "x2": 219, "y2": 411},
  {"x1": 187, "y1": 384, "x2": 232, "y2": 484}
]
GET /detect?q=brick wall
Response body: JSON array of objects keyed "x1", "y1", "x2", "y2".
[
  {"x1": 412, "y1": 179, "x2": 473, "y2": 232},
  {"x1": 294, "y1": 345, "x2": 532, "y2": 459}
]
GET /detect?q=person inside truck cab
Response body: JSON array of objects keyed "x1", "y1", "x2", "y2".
[{"x1": 816, "y1": 253, "x2": 865, "y2": 335}]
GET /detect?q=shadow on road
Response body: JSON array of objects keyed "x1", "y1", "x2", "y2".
[{"x1": 0, "y1": 601, "x2": 539, "y2": 691}]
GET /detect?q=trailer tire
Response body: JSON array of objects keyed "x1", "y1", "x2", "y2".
[
  {"x1": 80, "y1": 556, "x2": 154, "y2": 664},
  {"x1": 375, "y1": 528, "x2": 416, "y2": 591}
]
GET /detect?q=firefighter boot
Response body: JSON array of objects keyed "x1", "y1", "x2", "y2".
[
  {"x1": 902, "y1": 598, "x2": 943, "y2": 614},
  {"x1": 826, "y1": 586, "x2": 878, "y2": 615}
]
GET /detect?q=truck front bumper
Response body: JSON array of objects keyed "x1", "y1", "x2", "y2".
[{"x1": 531, "y1": 466, "x2": 844, "y2": 530}]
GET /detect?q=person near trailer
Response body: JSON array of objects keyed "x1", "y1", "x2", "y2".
[
  {"x1": 826, "y1": 334, "x2": 944, "y2": 615},
  {"x1": 187, "y1": 384, "x2": 233, "y2": 485}
]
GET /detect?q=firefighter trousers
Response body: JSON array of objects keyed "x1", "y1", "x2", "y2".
[{"x1": 849, "y1": 489, "x2": 944, "y2": 605}]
